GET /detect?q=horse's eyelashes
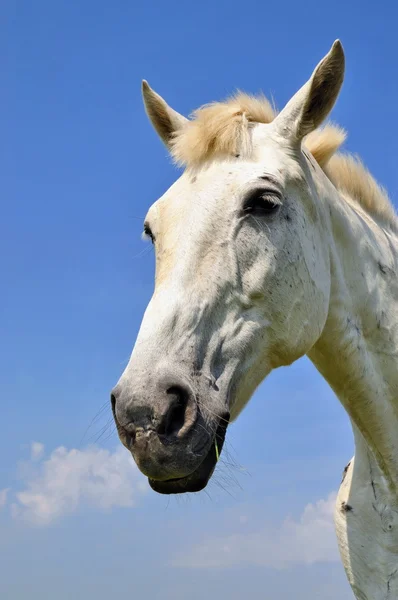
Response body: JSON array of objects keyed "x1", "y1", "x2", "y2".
[
  {"x1": 143, "y1": 223, "x2": 155, "y2": 243},
  {"x1": 243, "y1": 189, "x2": 282, "y2": 216}
]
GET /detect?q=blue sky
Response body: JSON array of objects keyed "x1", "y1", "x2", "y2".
[{"x1": 2, "y1": 1, "x2": 398, "y2": 598}]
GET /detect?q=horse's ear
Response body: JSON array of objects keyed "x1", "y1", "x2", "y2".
[
  {"x1": 274, "y1": 40, "x2": 345, "y2": 141},
  {"x1": 142, "y1": 81, "x2": 188, "y2": 148}
]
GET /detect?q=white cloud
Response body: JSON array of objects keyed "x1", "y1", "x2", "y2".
[
  {"x1": 30, "y1": 442, "x2": 45, "y2": 461},
  {"x1": 13, "y1": 443, "x2": 147, "y2": 526},
  {"x1": 172, "y1": 491, "x2": 339, "y2": 569},
  {"x1": 0, "y1": 488, "x2": 9, "y2": 509}
]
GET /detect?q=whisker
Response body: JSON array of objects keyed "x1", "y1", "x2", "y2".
[
  {"x1": 195, "y1": 399, "x2": 230, "y2": 425},
  {"x1": 132, "y1": 245, "x2": 153, "y2": 260},
  {"x1": 203, "y1": 488, "x2": 213, "y2": 502},
  {"x1": 100, "y1": 425, "x2": 118, "y2": 444},
  {"x1": 193, "y1": 416, "x2": 218, "y2": 437},
  {"x1": 191, "y1": 421, "x2": 215, "y2": 439},
  {"x1": 213, "y1": 478, "x2": 238, "y2": 500},
  {"x1": 88, "y1": 416, "x2": 115, "y2": 445},
  {"x1": 79, "y1": 402, "x2": 111, "y2": 447}
]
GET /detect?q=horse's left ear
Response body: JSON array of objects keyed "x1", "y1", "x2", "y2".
[
  {"x1": 274, "y1": 40, "x2": 345, "y2": 141},
  {"x1": 142, "y1": 81, "x2": 188, "y2": 148}
]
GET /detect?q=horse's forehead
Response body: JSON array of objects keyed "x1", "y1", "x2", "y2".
[
  {"x1": 147, "y1": 131, "x2": 293, "y2": 234},
  {"x1": 159, "y1": 147, "x2": 287, "y2": 211}
]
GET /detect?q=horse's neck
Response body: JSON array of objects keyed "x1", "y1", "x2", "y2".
[{"x1": 308, "y1": 192, "x2": 398, "y2": 492}]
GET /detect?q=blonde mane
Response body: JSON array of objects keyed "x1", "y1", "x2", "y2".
[{"x1": 171, "y1": 93, "x2": 397, "y2": 231}]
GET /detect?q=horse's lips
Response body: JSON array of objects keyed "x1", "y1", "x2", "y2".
[{"x1": 148, "y1": 418, "x2": 229, "y2": 495}]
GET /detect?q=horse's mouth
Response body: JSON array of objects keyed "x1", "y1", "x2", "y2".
[{"x1": 148, "y1": 418, "x2": 229, "y2": 494}]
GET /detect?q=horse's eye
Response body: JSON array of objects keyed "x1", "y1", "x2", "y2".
[
  {"x1": 243, "y1": 189, "x2": 282, "y2": 216},
  {"x1": 143, "y1": 223, "x2": 155, "y2": 243}
]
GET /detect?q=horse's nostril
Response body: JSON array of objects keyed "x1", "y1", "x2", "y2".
[
  {"x1": 157, "y1": 385, "x2": 190, "y2": 438},
  {"x1": 111, "y1": 377, "x2": 197, "y2": 444},
  {"x1": 110, "y1": 390, "x2": 136, "y2": 447}
]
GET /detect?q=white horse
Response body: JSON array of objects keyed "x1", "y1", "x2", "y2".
[{"x1": 111, "y1": 41, "x2": 398, "y2": 598}]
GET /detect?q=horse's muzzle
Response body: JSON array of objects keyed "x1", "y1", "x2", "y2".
[{"x1": 111, "y1": 370, "x2": 229, "y2": 492}]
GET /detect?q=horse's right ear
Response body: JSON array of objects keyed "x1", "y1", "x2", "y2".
[{"x1": 142, "y1": 81, "x2": 188, "y2": 148}]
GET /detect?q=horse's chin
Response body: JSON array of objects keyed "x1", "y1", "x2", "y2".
[{"x1": 148, "y1": 419, "x2": 228, "y2": 495}]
